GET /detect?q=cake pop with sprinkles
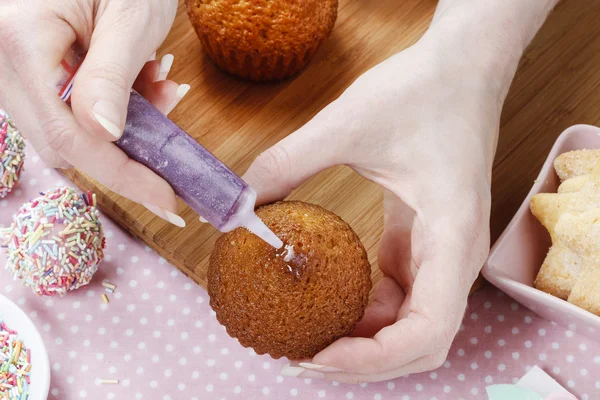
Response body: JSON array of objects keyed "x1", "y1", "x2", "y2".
[
  {"x1": 0, "y1": 110, "x2": 26, "y2": 198},
  {"x1": 2, "y1": 186, "x2": 105, "y2": 296}
]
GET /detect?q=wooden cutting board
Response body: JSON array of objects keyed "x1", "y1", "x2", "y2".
[{"x1": 64, "y1": 0, "x2": 600, "y2": 295}]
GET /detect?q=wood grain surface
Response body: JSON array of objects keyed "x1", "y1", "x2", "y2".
[{"x1": 63, "y1": 0, "x2": 600, "y2": 295}]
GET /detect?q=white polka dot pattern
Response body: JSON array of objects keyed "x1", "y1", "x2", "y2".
[{"x1": 1, "y1": 145, "x2": 599, "y2": 399}]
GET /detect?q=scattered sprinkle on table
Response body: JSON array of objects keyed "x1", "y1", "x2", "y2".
[
  {"x1": 102, "y1": 280, "x2": 116, "y2": 293},
  {"x1": 98, "y1": 379, "x2": 119, "y2": 385},
  {"x1": 101, "y1": 294, "x2": 109, "y2": 304},
  {"x1": 0, "y1": 321, "x2": 31, "y2": 400},
  {"x1": 0, "y1": 110, "x2": 25, "y2": 199},
  {"x1": 1, "y1": 186, "x2": 106, "y2": 296}
]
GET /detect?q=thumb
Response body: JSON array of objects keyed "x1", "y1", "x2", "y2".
[
  {"x1": 70, "y1": 5, "x2": 173, "y2": 141},
  {"x1": 311, "y1": 200, "x2": 488, "y2": 376},
  {"x1": 242, "y1": 118, "x2": 345, "y2": 205}
]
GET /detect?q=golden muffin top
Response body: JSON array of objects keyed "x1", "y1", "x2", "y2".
[
  {"x1": 186, "y1": 0, "x2": 338, "y2": 57},
  {"x1": 208, "y1": 201, "x2": 372, "y2": 360}
]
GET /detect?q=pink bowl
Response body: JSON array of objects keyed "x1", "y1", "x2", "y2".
[{"x1": 482, "y1": 124, "x2": 600, "y2": 340}]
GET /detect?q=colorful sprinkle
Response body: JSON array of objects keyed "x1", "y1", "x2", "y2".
[
  {"x1": 0, "y1": 321, "x2": 31, "y2": 400},
  {"x1": 0, "y1": 111, "x2": 26, "y2": 198},
  {"x1": 101, "y1": 294, "x2": 109, "y2": 304},
  {"x1": 101, "y1": 281, "x2": 116, "y2": 291},
  {"x1": 1, "y1": 186, "x2": 106, "y2": 296},
  {"x1": 98, "y1": 379, "x2": 119, "y2": 385}
]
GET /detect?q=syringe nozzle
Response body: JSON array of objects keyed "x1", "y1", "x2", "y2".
[{"x1": 243, "y1": 212, "x2": 283, "y2": 249}]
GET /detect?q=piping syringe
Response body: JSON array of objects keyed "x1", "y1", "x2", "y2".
[{"x1": 56, "y1": 46, "x2": 283, "y2": 249}]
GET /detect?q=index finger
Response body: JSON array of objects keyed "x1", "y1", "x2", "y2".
[
  {"x1": 312, "y1": 312, "x2": 435, "y2": 375},
  {"x1": 6, "y1": 27, "x2": 180, "y2": 216}
]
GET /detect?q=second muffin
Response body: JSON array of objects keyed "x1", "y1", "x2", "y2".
[
  {"x1": 208, "y1": 201, "x2": 372, "y2": 360},
  {"x1": 185, "y1": 0, "x2": 338, "y2": 81}
]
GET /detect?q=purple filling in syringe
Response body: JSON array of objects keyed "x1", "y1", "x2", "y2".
[
  {"x1": 56, "y1": 47, "x2": 282, "y2": 249},
  {"x1": 119, "y1": 91, "x2": 242, "y2": 228}
]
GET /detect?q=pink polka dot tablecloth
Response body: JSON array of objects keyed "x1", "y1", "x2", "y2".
[{"x1": 2, "y1": 147, "x2": 600, "y2": 400}]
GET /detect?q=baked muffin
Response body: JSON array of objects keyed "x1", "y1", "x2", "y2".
[
  {"x1": 185, "y1": 0, "x2": 338, "y2": 81},
  {"x1": 208, "y1": 201, "x2": 372, "y2": 359}
]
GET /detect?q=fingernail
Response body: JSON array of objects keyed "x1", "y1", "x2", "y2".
[
  {"x1": 280, "y1": 365, "x2": 305, "y2": 377},
  {"x1": 298, "y1": 362, "x2": 343, "y2": 372},
  {"x1": 143, "y1": 203, "x2": 186, "y2": 228},
  {"x1": 149, "y1": 52, "x2": 157, "y2": 61},
  {"x1": 92, "y1": 101, "x2": 122, "y2": 139},
  {"x1": 166, "y1": 84, "x2": 191, "y2": 115},
  {"x1": 299, "y1": 370, "x2": 325, "y2": 379},
  {"x1": 199, "y1": 216, "x2": 208, "y2": 223},
  {"x1": 158, "y1": 54, "x2": 175, "y2": 81},
  {"x1": 280, "y1": 365, "x2": 325, "y2": 379}
]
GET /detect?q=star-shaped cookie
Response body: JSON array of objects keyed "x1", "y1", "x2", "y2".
[{"x1": 531, "y1": 149, "x2": 600, "y2": 315}]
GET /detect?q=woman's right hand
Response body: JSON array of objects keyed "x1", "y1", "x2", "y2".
[
  {"x1": 0, "y1": 0, "x2": 188, "y2": 226},
  {"x1": 242, "y1": 21, "x2": 513, "y2": 382}
]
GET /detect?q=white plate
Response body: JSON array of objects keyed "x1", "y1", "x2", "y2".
[{"x1": 0, "y1": 294, "x2": 50, "y2": 400}]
